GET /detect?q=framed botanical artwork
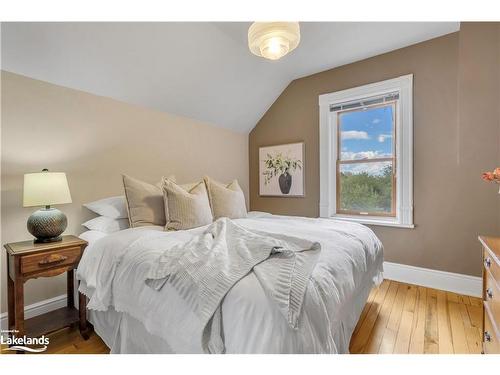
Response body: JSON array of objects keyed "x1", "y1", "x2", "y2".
[{"x1": 259, "y1": 142, "x2": 305, "y2": 197}]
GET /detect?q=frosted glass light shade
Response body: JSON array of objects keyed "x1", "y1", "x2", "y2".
[
  {"x1": 248, "y1": 22, "x2": 300, "y2": 60},
  {"x1": 23, "y1": 171, "x2": 72, "y2": 207}
]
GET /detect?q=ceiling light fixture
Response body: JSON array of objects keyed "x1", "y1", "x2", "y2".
[{"x1": 248, "y1": 22, "x2": 300, "y2": 61}]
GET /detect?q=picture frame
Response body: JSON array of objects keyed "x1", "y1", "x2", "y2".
[{"x1": 259, "y1": 142, "x2": 305, "y2": 197}]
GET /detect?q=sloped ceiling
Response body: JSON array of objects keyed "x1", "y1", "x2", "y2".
[{"x1": 1, "y1": 22, "x2": 459, "y2": 133}]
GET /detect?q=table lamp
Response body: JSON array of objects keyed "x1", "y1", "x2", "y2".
[{"x1": 23, "y1": 169, "x2": 72, "y2": 243}]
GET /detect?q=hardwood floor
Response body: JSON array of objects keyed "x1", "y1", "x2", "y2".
[
  {"x1": 349, "y1": 280, "x2": 483, "y2": 354},
  {"x1": 1, "y1": 280, "x2": 483, "y2": 355}
]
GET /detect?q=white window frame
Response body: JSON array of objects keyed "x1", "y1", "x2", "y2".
[{"x1": 319, "y1": 74, "x2": 414, "y2": 228}]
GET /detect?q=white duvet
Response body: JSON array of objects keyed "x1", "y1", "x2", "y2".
[{"x1": 77, "y1": 213, "x2": 383, "y2": 354}]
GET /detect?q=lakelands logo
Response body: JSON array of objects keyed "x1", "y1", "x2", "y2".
[{"x1": 1, "y1": 330, "x2": 49, "y2": 353}]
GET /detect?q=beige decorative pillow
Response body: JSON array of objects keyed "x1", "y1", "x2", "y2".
[
  {"x1": 122, "y1": 174, "x2": 173, "y2": 228},
  {"x1": 204, "y1": 177, "x2": 247, "y2": 220},
  {"x1": 163, "y1": 178, "x2": 213, "y2": 231},
  {"x1": 161, "y1": 180, "x2": 201, "y2": 221}
]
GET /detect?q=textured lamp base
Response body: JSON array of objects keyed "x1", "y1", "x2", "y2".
[
  {"x1": 27, "y1": 207, "x2": 67, "y2": 243},
  {"x1": 34, "y1": 235, "x2": 63, "y2": 243}
]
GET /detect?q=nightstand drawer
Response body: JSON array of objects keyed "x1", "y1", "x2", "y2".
[{"x1": 21, "y1": 246, "x2": 82, "y2": 274}]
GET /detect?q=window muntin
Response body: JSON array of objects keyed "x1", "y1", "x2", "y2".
[{"x1": 335, "y1": 102, "x2": 396, "y2": 216}]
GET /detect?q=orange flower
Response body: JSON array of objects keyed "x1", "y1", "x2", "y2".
[
  {"x1": 482, "y1": 172, "x2": 495, "y2": 181},
  {"x1": 482, "y1": 167, "x2": 500, "y2": 183}
]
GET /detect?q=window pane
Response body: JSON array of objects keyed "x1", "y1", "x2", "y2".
[
  {"x1": 339, "y1": 104, "x2": 394, "y2": 161},
  {"x1": 339, "y1": 161, "x2": 393, "y2": 214}
]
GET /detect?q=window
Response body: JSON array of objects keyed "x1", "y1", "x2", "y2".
[
  {"x1": 337, "y1": 99, "x2": 396, "y2": 216},
  {"x1": 319, "y1": 75, "x2": 414, "y2": 228}
]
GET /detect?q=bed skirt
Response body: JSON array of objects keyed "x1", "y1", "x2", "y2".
[{"x1": 88, "y1": 271, "x2": 381, "y2": 354}]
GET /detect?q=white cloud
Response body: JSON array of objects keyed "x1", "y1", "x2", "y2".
[
  {"x1": 341, "y1": 130, "x2": 369, "y2": 140},
  {"x1": 341, "y1": 150, "x2": 392, "y2": 160},
  {"x1": 377, "y1": 133, "x2": 392, "y2": 143},
  {"x1": 341, "y1": 162, "x2": 391, "y2": 176},
  {"x1": 372, "y1": 118, "x2": 381, "y2": 124}
]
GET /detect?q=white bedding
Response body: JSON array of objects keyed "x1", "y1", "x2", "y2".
[{"x1": 77, "y1": 214, "x2": 383, "y2": 353}]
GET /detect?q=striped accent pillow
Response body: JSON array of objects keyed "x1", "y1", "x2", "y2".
[{"x1": 162, "y1": 178, "x2": 213, "y2": 231}]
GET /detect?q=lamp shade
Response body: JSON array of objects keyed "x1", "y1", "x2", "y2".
[
  {"x1": 248, "y1": 22, "x2": 300, "y2": 60},
  {"x1": 23, "y1": 171, "x2": 72, "y2": 207}
]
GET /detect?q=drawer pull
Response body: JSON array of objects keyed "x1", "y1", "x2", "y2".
[
  {"x1": 485, "y1": 331, "x2": 492, "y2": 342},
  {"x1": 486, "y1": 288, "x2": 493, "y2": 299},
  {"x1": 485, "y1": 257, "x2": 492, "y2": 268},
  {"x1": 38, "y1": 254, "x2": 68, "y2": 265}
]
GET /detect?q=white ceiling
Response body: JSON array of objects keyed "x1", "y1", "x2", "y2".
[{"x1": 1, "y1": 22, "x2": 459, "y2": 133}]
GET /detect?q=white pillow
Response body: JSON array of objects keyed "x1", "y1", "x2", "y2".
[
  {"x1": 82, "y1": 216, "x2": 129, "y2": 233},
  {"x1": 83, "y1": 196, "x2": 128, "y2": 219},
  {"x1": 79, "y1": 230, "x2": 108, "y2": 244}
]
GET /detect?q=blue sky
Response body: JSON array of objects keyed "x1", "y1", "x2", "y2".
[
  {"x1": 339, "y1": 105, "x2": 394, "y2": 176},
  {"x1": 339, "y1": 105, "x2": 393, "y2": 160}
]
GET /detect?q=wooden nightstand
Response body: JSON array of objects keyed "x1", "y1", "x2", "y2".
[{"x1": 4, "y1": 235, "x2": 89, "y2": 342}]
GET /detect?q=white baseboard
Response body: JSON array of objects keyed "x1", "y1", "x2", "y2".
[
  {"x1": 0, "y1": 262, "x2": 481, "y2": 331},
  {"x1": 383, "y1": 261, "x2": 482, "y2": 297},
  {"x1": 0, "y1": 294, "x2": 67, "y2": 331}
]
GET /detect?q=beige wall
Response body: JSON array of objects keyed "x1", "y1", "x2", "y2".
[
  {"x1": 250, "y1": 24, "x2": 500, "y2": 277},
  {"x1": 0, "y1": 71, "x2": 248, "y2": 313}
]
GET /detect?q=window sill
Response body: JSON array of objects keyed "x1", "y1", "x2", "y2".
[{"x1": 328, "y1": 215, "x2": 415, "y2": 229}]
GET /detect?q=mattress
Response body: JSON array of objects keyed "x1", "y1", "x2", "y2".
[{"x1": 77, "y1": 214, "x2": 383, "y2": 353}]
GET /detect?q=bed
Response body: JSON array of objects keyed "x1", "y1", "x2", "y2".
[{"x1": 76, "y1": 212, "x2": 383, "y2": 354}]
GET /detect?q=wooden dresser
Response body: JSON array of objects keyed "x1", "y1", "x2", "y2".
[{"x1": 479, "y1": 236, "x2": 500, "y2": 354}]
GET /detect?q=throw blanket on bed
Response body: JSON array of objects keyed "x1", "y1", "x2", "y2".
[{"x1": 145, "y1": 218, "x2": 321, "y2": 353}]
